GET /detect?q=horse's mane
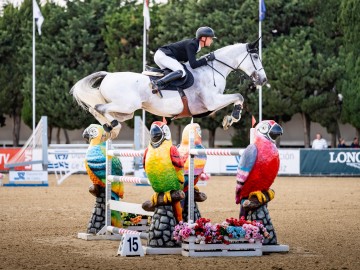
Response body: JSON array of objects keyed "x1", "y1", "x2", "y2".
[{"x1": 214, "y1": 43, "x2": 246, "y2": 54}]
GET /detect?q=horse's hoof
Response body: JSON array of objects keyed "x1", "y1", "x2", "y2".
[
  {"x1": 231, "y1": 104, "x2": 242, "y2": 120},
  {"x1": 103, "y1": 124, "x2": 113, "y2": 132},
  {"x1": 110, "y1": 120, "x2": 119, "y2": 127},
  {"x1": 110, "y1": 124, "x2": 121, "y2": 139}
]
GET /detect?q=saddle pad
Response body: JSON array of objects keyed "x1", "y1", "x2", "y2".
[{"x1": 147, "y1": 64, "x2": 194, "y2": 90}]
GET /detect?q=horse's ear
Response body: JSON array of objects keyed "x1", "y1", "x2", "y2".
[{"x1": 248, "y1": 37, "x2": 261, "y2": 50}]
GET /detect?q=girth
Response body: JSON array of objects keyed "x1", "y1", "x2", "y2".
[{"x1": 172, "y1": 88, "x2": 192, "y2": 119}]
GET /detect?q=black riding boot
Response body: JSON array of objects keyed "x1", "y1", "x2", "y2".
[{"x1": 150, "y1": 70, "x2": 183, "y2": 98}]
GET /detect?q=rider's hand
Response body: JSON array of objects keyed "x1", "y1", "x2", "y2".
[{"x1": 205, "y1": 52, "x2": 215, "y2": 62}]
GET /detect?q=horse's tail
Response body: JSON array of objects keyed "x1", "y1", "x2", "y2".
[{"x1": 70, "y1": 71, "x2": 108, "y2": 110}]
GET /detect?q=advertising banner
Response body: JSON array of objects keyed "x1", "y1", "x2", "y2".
[
  {"x1": 48, "y1": 149, "x2": 134, "y2": 175},
  {"x1": 300, "y1": 149, "x2": 360, "y2": 175},
  {"x1": 0, "y1": 148, "x2": 30, "y2": 171},
  {"x1": 204, "y1": 149, "x2": 300, "y2": 175}
]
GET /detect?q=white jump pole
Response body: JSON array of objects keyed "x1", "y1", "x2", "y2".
[
  {"x1": 188, "y1": 129, "x2": 195, "y2": 223},
  {"x1": 108, "y1": 175, "x2": 150, "y2": 185},
  {"x1": 107, "y1": 226, "x2": 148, "y2": 240},
  {"x1": 107, "y1": 149, "x2": 144, "y2": 157},
  {"x1": 189, "y1": 149, "x2": 242, "y2": 156},
  {"x1": 103, "y1": 138, "x2": 113, "y2": 236}
]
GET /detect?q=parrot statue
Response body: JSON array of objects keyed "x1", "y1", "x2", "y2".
[
  {"x1": 235, "y1": 120, "x2": 283, "y2": 244},
  {"x1": 83, "y1": 124, "x2": 124, "y2": 230},
  {"x1": 235, "y1": 120, "x2": 283, "y2": 206},
  {"x1": 143, "y1": 120, "x2": 184, "y2": 222},
  {"x1": 177, "y1": 123, "x2": 207, "y2": 193},
  {"x1": 177, "y1": 123, "x2": 208, "y2": 221}
]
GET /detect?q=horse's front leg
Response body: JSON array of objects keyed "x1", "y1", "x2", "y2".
[
  {"x1": 224, "y1": 101, "x2": 243, "y2": 130},
  {"x1": 206, "y1": 93, "x2": 244, "y2": 130}
]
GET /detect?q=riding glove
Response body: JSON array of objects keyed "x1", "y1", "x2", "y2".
[{"x1": 205, "y1": 52, "x2": 215, "y2": 62}]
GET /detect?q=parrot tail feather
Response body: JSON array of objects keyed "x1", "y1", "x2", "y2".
[{"x1": 172, "y1": 201, "x2": 183, "y2": 223}]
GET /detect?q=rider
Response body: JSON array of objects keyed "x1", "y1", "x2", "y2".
[{"x1": 150, "y1": 26, "x2": 216, "y2": 97}]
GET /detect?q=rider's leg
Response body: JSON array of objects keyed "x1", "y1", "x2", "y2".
[
  {"x1": 153, "y1": 70, "x2": 183, "y2": 89},
  {"x1": 151, "y1": 51, "x2": 186, "y2": 96}
]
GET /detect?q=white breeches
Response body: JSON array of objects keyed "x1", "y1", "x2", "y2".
[{"x1": 154, "y1": 50, "x2": 186, "y2": 77}]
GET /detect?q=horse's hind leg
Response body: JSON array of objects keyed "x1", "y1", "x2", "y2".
[
  {"x1": 94, "y1": 101, "x2": 140, "y2": 137},
  {"x1": 89, "y1": 107, "x2": 121, "y2": 139}
]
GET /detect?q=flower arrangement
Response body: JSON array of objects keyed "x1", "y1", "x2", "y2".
[{"x1": 173, "y1": 217, "x2": 269, "y2": 245}]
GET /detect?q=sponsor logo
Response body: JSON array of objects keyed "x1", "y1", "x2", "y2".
[
  {"x1": 329, "y1": 151, "x2": 360, "y2": 170},
  {"x1": 48, "y1": 153, "x2": 69, "y2": 169},
  {"x1": 14, "y1": 172, "x2": 25, "y2": 180}
]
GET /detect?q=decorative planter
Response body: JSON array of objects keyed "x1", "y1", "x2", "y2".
[{"x1": 182, "y1": 236, "x2": 262, "y2": 257}]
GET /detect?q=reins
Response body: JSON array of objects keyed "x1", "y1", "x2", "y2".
[{"x1": 206, "y1": 49, "x2": 263, "y2": 87}]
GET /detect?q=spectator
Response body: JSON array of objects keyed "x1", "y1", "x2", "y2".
[
  {"x1": 338, "y1": 138, "x2": 347, "y2": 148},
  {"x1": 312, "y1": 133, "x2": 328, "y2": 149},
  {"x1": 350, "y1": 137, "x2": 359, "y2": 148}
]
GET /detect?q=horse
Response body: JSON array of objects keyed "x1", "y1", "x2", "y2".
[{"x1": 71, "y1": 39, "x2": 267, "y2": 139}]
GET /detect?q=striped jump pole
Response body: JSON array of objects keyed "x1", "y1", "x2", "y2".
[
  {"x1": 108, "y1": 175, "x2": 150, "y2": 185},
  {"x1": 107, "y1": 226, "x2": 148, "y2": 240},
  {"x1": 189, "y1": 148, "x2": 242, "y2": 156},
  {"x1": 107, "y1": 149, "x2": 145, "y2": 157}
]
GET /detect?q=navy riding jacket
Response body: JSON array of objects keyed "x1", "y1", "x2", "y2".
[{"x1": 159, "y1": 38, "x2": 207, "y2": 69}]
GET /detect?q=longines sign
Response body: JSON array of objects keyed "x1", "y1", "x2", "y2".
[{"x1": 300, "y1": 149, "x2": 360, "y2": 175}]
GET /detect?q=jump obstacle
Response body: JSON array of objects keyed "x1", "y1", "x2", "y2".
[
  {"x1": 79, "y1": 127, "x2": 288, "y2": 256},
  {"x1": 4, "y1": 116, "x2": 48, "y2": 186}
]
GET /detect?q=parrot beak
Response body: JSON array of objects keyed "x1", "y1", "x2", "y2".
[
  {"x1": 269, "y1": 123, "x2": 283, "y2": 141},
  {"x1": 150, "y1": 125, "x2": 164, "y2": 148},
  {"x1": 82, "y1": 130, "x2": 90, "y2": 144}
]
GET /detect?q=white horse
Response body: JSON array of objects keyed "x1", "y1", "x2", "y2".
[{"x1": 71, "y1": 39, "x2": 267, "y2": 138}]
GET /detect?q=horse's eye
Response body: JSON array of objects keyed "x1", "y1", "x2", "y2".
[{"x1": 253, "y1": 54, "x2": 259, "y2": 59}]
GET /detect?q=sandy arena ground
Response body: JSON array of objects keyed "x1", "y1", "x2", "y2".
[{"x1": 0, "y1": 175, "x2": 359, "y2": 270}]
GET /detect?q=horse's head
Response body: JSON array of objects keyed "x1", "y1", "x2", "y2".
[{"x1": 239, "y1": 38, "x2": 267, "y2": 86}]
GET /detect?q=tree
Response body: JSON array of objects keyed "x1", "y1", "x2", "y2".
[
  {"x1": 20, "y1": 0, "x2": 115, "y2": 143},
  {"x1": 339, "y1": 0, "x2": 360, "y2": 137},
  {"x1": 0, "y1": 1, "x2": 31, "y2": 146}
]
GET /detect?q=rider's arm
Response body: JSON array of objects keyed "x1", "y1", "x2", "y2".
[{"x1": 186, "y1": 42, "x2": 207, "y2": 69}]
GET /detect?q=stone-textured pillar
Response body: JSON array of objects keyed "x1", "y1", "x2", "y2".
[
  {"x1": 148, "y1": 205, "x2": 179, "y2": 247},
  {"x1": 246, "y1": 204, "x2": 277, "y2": 245},
  {"x1": 87, "y1": 189, "x2": 106, "y2": 234}
]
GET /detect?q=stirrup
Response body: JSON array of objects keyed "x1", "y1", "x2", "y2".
[{"x1": 149, "y1": 82, "x2": 163, "y2": 98}]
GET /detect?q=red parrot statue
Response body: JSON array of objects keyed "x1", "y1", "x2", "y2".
[
  {"x1": 235, "y1": 120, "x2": 283, "y2": 245},
  {"x1": 235, "y1": 120, "x2": 283, "y2": 204}
]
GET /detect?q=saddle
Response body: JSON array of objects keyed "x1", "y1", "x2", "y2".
[
  {"x1": 143, "y1": 65, "x2": 194, "y2": 90},
  {"x1": 142, "y1": 65, "x2": 195, "y2": 119}
]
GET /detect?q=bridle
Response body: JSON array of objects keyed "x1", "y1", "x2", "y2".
[{"x1": 207, "y1": 45, "x2": 263, "y2": 86}]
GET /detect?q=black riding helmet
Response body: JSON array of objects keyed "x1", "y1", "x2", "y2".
[{"x1": 196, "y1": 26, "x2": 216, "y2": 39}]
